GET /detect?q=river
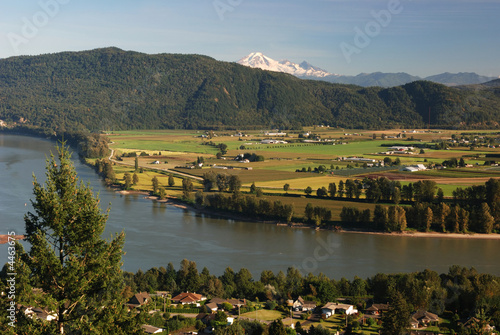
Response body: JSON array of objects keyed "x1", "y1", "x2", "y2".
[{"x1": 1, "y1": 134, "x2": 499, "y2": 279}]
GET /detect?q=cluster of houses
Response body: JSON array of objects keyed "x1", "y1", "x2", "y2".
[{"x1": 13, "y1": 290, "x2": 497, "y2": 334}]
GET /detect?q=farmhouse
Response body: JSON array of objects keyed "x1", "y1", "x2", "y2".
[
  {"x1": 342, "y1": 157, "x2": 377, "y2": 163},
  {"x1": 264, "y1": 132, "x2": 286, "y2": 136},
  {"x1": 260, "y1": 139, "x2": 288, "y2": 144},
  {"x1": 388, "y1": 146, "x2": 414, "y2": 152},
  {"x1": 401, "y1": 164, "x2": 427, "y2": 172}
]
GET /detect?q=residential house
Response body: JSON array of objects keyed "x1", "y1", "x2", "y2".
[
  {"x1": 321, "y1": 302, "x2": 358, "y2": 318},
  {"x1": 365, "y1": 303, "x2": 389, "y2": 316},
  {"x1": 127, "y1": 292, "x2": 151, "y2": 309},
  {"x1": 171, "y1": 292, "x2": 206, "y2": 306},
  {"x1": 460, "y1": 317, "x2": 496, "y2": 333},
  {"x1": 205, "y1": 297, "x2": 246, "y2": 311},
  {"x1": 142, "y1": 324, "x2": 164, "y2": 334},
  {"x1": 410, "y1": 310, "x2": 439, "y2": 328},
  {"x1": 293, "y1": 296, "x2": 317, "y2": 312},
  {"x1": 196, "y1": 312, "x2": 217, "y2": 324}
]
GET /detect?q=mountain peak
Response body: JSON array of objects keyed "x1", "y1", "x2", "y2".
[{"x1": 237, "y1": 52, "x2": 333, "y2": 78}]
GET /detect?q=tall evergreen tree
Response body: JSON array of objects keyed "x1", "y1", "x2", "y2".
[
  {"x1": 17, "y1": 143, "x2": 143, "y2": 334},
  {"x1": 268, "y1": 319, "x2": 287, "y2": 335},
  {"x1": 381, "y1": 291, "x2": 411, "y2": 335}
]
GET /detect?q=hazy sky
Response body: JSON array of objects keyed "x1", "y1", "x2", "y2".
[{"x1": 1, "y1": 0, "x2": 498, "y2": 77}]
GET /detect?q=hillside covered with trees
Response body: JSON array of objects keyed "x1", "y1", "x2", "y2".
[{"x1": 1, "y1": 48, "x2": 500, "y2": 133}]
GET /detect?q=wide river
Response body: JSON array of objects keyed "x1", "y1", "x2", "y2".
[{"x1": 1, "y1": 134, "x2": 499, "y2": 279}]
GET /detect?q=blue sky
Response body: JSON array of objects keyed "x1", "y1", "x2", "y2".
[{"x1": 0, "y1": 0, "x2": 498, "y2": 77}]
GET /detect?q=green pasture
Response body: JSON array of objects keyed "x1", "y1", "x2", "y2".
[
  {"x1": 173, "y1": 167, "x2": 309, "y2": 184},
  {"x1": 249, "y1": 140, "x2": 388, "y2": 157},
  {"x1": 414, "y1": 168, "x2": 500, "y2": 179},
  {"x1": 249, "y1": 175, "x2": 342, "y2": 190},
  {"x1": 108, "y1": 130, "x2": 201, "y2": 136},
  {"x1": 110, "y1": 139, "x2": 218, "y2": 154}
]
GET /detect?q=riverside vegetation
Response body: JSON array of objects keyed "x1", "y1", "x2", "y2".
[{"x1": 92, "y1": 127, "x2": 500, "y2": 236}]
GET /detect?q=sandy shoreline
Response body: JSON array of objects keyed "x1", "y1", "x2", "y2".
[{"x1": 341, "y1": 229, "x2": 500, "y2": 240}]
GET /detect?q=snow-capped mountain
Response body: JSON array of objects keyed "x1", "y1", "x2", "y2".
[
  {"x1": 236, "y1": 52, "x2": 497, "y2": 87},
  {"x1": 237, "y1": 52, "x2": 334, "y2": 78}
]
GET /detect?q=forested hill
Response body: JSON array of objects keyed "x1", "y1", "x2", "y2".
[{"x1": 1, "y1": 47, "x2": 499, "y2": 132}]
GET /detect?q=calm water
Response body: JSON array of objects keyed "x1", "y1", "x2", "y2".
[{"x1": 1, "y1": 134, "x2": 499, "y2": 279}]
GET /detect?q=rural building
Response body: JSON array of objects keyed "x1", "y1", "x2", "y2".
[
  {"x1": 342, "y1": 157, "x2": 377, "y2": 163},
  {"x1": 388, "y1": 146, "x2": 414, "y2": 152},
  {"x1": 264, "y1": 132, "x2": 286, "y2": 136},
  {"x1": 401, "y1": 164, "x2": 427, "y2": 172},
  {"x1": 260, "y1": 139, "x2": 288, "y2": 144}
]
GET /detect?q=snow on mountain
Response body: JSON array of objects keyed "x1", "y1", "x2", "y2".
[
  {"x1": 236, "y1": 52, "x2": 497, "y2": 87},
  {"x1": 237, "y1": 52, "x2": 335, "y2": 78}
]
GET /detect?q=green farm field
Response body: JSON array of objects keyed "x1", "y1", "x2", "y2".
[{"x1": 105, "y1": 128, "x2": 500, "y2": 217}]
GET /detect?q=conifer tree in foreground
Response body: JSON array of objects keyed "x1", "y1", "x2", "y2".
[{"x1": 16, "y1": 143, "x2": 144, "y2": 334}]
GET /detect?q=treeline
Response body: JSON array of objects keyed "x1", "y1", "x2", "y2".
[
  {"x1": 2, "y1": 48, "x2": 500, "y2": 132},
  {"x1": 124, "y1": 260, "x2": 500, "y2": 327},
  {"x1": 0, "y1": 125, "x2": 110, "y2": 158},
  {"x1": 303, "y1": 176, "x2": 500, "y2": 234},
  {"x1": 196, "y1": 192, "x2": 294, "y2": 223},
  {"x1": 93, "y1": 158, "x2": 117, "y2": 184}
]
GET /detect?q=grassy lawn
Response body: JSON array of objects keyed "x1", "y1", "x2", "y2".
[{"x1": 239, "y1": 309, "x2": 284, "y2": 321}]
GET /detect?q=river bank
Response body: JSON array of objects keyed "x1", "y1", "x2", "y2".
[
  {"x1": 3, "y1": 133, "x2": 500, "y2": 277},
  {"x1": 117, "y1": 190, "x2": 500, "y2": 240}
]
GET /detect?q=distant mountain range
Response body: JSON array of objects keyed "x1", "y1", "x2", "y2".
[
  {"x1": 1, "y1": 48, "x2": 500, "y2": 133},
  {"x1": 237, "y1": 52, "x2": 497, "y2": 87}
]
